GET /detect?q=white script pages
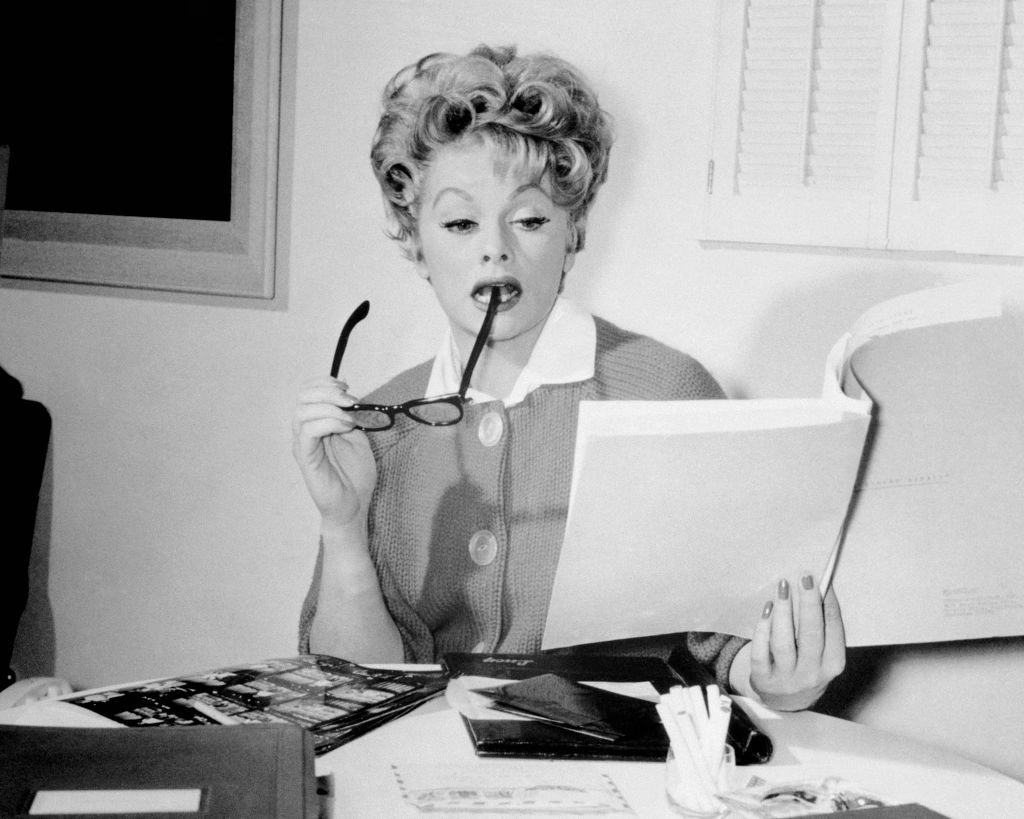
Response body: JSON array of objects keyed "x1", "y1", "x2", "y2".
[
  {"x1": 542, "y1": 283, "x2": 1023, "y2": 648},
  {"x1": 542, "y1": 338, "x2": 872, "y2": 648},
  {"x1": 833, "y1": 283, "x2": 1024, "y2": 646}
]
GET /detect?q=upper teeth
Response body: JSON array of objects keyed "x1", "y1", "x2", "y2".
[{"x1": 477, "y1": 284, "x2": 518, "y2": 303}]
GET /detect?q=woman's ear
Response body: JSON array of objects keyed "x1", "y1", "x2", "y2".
[
  {"x1": 414, "y1": 256, "x2": 431, "y2": 282},
  {"x1": 558, "y1": 252, "x2": 576, "y2": 294}
]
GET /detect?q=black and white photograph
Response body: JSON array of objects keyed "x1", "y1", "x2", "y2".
[{"x1": 1, "y1": 2, "x2": 1022, "y2": 816}]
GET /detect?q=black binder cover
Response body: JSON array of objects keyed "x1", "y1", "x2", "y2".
[
  {"x1": 0, "y1": 723, "x2": 316, "y2": 819},
  {"x1": 443, "y1": 652, "x2": 679, "y2": 761}
]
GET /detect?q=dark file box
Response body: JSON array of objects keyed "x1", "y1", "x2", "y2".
[{"x1": 0, "y1": 722, "x2": 317, "y2": 819}]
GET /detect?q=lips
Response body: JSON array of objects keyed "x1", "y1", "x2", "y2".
[{"x1": 472, "y1": 279, "x2": 522, "y2": 311}]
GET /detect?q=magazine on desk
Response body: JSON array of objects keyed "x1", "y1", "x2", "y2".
[
  {"x1": 542, "y1": 282, "x2": 1024, "y2": 649},
  {"x1": 62, "y1": 654, "x2": 447, "y2": 755}
]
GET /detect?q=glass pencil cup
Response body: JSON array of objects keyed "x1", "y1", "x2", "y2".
[{"x1": 664, "y1": 744, "x2": 736, "y2": 817}]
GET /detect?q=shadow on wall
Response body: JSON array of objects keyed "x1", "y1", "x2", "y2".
[
  {"x1": 733, "y1": 266, "x2": 943, "y2": 399},
  {"x1": 814, "y1": 637, "x2": 1024, "y2": 783},
  {"x1": 2, "y1": 365, "x2": 57, "y2": 682}
]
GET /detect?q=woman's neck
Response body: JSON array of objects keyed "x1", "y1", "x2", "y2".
[{"x1": 455, "y1": 317, "x2": 546, "y2": 400}]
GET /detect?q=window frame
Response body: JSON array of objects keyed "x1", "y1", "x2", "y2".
[{"x1": 0, "y1": 0, "x2": 283, "y2": 299}]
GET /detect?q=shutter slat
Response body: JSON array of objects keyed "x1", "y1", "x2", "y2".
[
  {"x1": 915, "y1": 0, "x2": 1006, "y2": 191},
  {"x1": 736, "y1": 0, "x2": 888, "y2": 192}
]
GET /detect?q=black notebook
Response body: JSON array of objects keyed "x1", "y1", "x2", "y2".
[
  {"x1": 443, "y1": 652, "x2": 677, "y2": 761},
  {"x1": 444, "y1": 651, "x2": 773, "y2": 765},
  {"x1": 475, "y1": 673, "x2": 665, "y2": 743}
]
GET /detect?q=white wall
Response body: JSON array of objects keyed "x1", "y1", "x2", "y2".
[{"x1": 2, "y1": 0, "x2": 1022, "y2": 781}]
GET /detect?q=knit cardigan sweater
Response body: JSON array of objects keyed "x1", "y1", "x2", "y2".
[{"x1": 299, "y1": 316, "x2": 747, "y2": 688}]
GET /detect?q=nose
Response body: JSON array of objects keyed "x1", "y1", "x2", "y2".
[{"x1": 480, "y1": 221, "x2": 512, "y2": 264}]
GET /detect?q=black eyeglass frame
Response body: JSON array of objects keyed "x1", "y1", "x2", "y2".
[{"x1": 329, "y1": 288, "x2": 500, "y2": 431}]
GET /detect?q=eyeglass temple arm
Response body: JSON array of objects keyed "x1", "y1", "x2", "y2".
[
  {"x1": 331, "y1": 300, "x2": 371, "y2": 379},
  {"x1": 458, "y1": 288, "x2": 501, "y2": 397}
]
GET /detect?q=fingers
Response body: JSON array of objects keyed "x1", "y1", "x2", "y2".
[
  {"x1": 821, "y1": 586, "x2": 847, "y2": 678},
  {"x1": 768, "y1": 579, "x2": 797, "y2": 674},
  {"x1": 292, "y1": 376, "x2": 363, "y2": 447},
  {"x1": 748, "y1": 600, "x2": 774, "y2": 680},
  {"x1": 794, "y1": 573, "x2": 826, "y2": 676},
  {"x1": 748, "y1": 574, "x2": 847, "y2": 711},
  {"x1": 296, "y1": 375, "x2": 359, "y2": 410}
]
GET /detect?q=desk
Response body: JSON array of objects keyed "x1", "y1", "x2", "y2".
[
  {"x1": 316, "y1": 697, "x2": 1024, "y2": 818},
  {"x1": 4, "y1": 688, "x2": 1023, "y2": 818}
]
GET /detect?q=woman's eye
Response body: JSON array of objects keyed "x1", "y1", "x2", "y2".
[
  {"x1": 441, "y1": 219, "x2": 476, "y2": 233},
  {"x1": 516, "y1": 216, "x2": 550, "y2": 231}
]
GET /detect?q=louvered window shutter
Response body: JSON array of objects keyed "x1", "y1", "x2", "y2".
[
  {"x1": 888, "y1": 0, "x2": 1023, "y2": 255},
  {"x1": 705, "y1": 0, "x2": 1021, "y2": 255},
  {"x1": 705, "y1": 0, "x2": 904, "y2": 247}
]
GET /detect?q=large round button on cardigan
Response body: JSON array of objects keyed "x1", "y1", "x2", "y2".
[
  {"x1": 477, "y1": 410, "x2": 504, "y2": 446},
  {"x1": 468, "y1": 530, "x2": 498, "y2": 566}
]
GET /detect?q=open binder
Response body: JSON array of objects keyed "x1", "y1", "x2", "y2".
[
  {"x1": 542, "y1": 282, "x2": 1024, "y2": 649},
  {"x1": 542, "y1": 340, "x2": 871, "y2": 648}
]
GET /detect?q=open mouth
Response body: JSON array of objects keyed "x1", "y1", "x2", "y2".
[{"x1": 472, "y1": 280, "x2": 522, "y2": 310}]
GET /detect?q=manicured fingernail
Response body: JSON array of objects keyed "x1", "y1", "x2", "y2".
[
  {"x1": 778, "y1": 579, "x2": 789, "y2": 600},
  {"x1": 802, "y1": 574, "x2": 814, "y2": 590},
  {"x1": 762, "y1": 601, "x2": 774, "y2": 618}
]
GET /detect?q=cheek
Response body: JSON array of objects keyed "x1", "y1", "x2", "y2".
[
  {"x1": 419, "y1": 236, "x2": 463, "y2": 279},
  {"x1": 528, "y1": 240, "x2": 571, "y2": 283}
]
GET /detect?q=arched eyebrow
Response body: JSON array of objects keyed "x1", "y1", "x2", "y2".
[
  {"x1": 431, "y1": 182, "x2": 552, "y2": 209},
  {"x1": 431, "y1": 187, "x2": 472, "y2": 207},
  {"x1": 512, "y1": 182, "x2": 546, "y2": 198}
]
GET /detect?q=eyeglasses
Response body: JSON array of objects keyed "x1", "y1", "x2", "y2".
[{"x1": 330, "y1": 287, "x2": 500, "y2": 431}]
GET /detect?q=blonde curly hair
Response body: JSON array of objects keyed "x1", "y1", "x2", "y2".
[{"x1": 370, "y1": 44, "x2": 614, "y2": 261}]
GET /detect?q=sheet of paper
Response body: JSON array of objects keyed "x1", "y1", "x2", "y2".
[
  {"x1": 834, "y1": 305, "x2": 1024, "y2": 645},
  {"x1": 542, "y1": 393, "x2": 871, "y2": 648},
  {"x1": 392, "y1": 763, "x2": 633, "y2": 815}
]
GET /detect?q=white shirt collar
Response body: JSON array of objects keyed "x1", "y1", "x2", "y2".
[{"x1": 425, "y1": 296, "x2": 596, "y2": 407}]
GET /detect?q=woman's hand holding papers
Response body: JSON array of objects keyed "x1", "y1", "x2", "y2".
[{"x1": 743, "y1": 574, "x2": 846, "y2": 712}]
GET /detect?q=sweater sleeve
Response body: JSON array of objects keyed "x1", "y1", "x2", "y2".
[
  {"x1": 296, "y1": 538, "x2": 324, "y2": 653},
  {"x1": 686, "y1": 631, "x2": 748, "y2": 692}
]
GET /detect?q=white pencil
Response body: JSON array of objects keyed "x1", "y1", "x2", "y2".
[{"x1": 656, "y1": 700, "x2": 720, "y2": 814}]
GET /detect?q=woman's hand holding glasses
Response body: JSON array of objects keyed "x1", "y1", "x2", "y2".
[
  {"x1": 292, "y1": 375, "x2": 378, "y2": 534},
  {"x1": 293, "y1": 289, "x2": 499, "y2": 532}
]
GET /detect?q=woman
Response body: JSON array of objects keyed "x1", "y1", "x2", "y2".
[{"x1": 293, "y1": 44, "x2": 844, "y2": 711}]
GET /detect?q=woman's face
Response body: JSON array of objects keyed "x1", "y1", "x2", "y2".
[{"x1": 415, "y1": 137, "x2": 575, "y2": 354}]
